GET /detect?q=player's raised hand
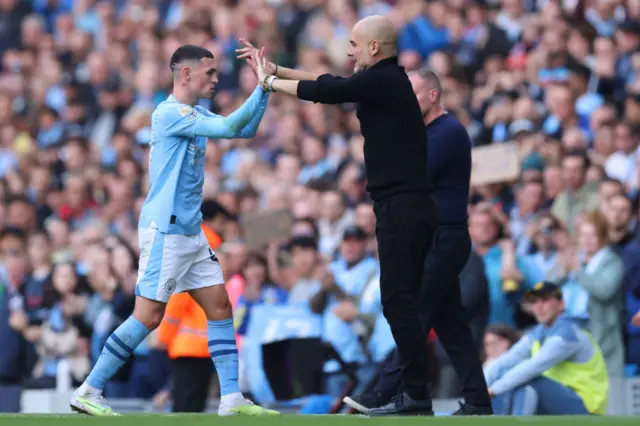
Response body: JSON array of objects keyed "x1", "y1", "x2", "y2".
[
  {"x1": 253, "y1": 48, "x2": 273, "y2": 86},
  {"x1": 236, "y1": 37, "x2": 276, "y2": 75}
]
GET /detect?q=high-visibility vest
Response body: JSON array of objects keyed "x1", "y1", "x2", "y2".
[
  {"x1": 158, "y1": 292, "x2": 210, "y2": 359},
  {"x1": 202, "y1": 223, "x2": 222, "y2": 250},
  {"x1": 531, "y1": 332, "x2": 609, "y2": 415},
  {"x1": 157, "y1": 225, "x2": 224, "y2": 360}
]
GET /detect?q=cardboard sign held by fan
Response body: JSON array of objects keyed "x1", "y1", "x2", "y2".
[
  {"x1": 241, "y1": 208, "x2": 293, "y2": 251},
  {"x1": 471, "y1": 142, "x2": 521, "y2": 185}
]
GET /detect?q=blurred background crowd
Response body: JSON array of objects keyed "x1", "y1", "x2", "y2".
[{"x1": 1, "y1": 0, "x2": 640, "y2": 414}]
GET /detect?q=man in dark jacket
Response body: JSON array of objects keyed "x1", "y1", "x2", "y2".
[
  {"x1": 0, "y1": 228, "x2": 33, "y2": 412},
  {"x1": 343, "y1": 68, "x2": 493, "y2": 416},
  {"x1": 239, "y1": 16, "x2": 440, "y2": 415}
]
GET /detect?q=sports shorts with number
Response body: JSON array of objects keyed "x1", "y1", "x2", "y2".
[{"x1": 135, "y1": 224, "x2": 224, "y2": 303}]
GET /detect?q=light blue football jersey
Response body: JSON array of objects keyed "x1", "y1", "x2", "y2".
[{"x1": 139, "y1": 85, "x2": 269, "y2": 235}]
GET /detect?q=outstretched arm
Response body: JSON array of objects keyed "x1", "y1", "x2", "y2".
[
  {"x1": 236, "y1": 90, "x2": 270, "y2": 138},
  {"x1": 275, "y1": 66, "x2": 321, "y2": 82},
  {"x1": 256, "y1": 52, "x2": 381, "y2": 104},
  {"x1": 164, "y1": 85, "x2": 269, "y2": 140},
  {"x1": 237, "y1": 38, "x2": 373, "y2": 103}
]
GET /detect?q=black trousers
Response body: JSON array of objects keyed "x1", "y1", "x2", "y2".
[
  {"x1": 171, "y1": 357, "x2": 213, "y2": 413},
  {"x1": 373, "y1": 225, "x2": 491, "y2": 406},
  {"x1": 374, "y1": 191, "x2": 438, "y2": 399}
]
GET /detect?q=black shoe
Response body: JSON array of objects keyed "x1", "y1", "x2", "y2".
[
  {"x1": 368, "y1": 392, "x2": 434, "y2": 416},
  {"x1": 452, "y1": 401, "x2": 494, "y2": 416},
  {"x1": 343, "y1": 391, "x2": 389, "y2": 414}
]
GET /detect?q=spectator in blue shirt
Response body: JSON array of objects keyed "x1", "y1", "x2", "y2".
[
  {"x1": 522, "y1": 214, "x2": 562, "y2": 284},
  {"x1": 398, "y1": 0, "x2": 452, "y2": 61},
  {"x1": 486, "y1": 282, "x2": 609, "y2": 416},
  {"x1": 469, "y1": 203, "x2": 535, "y2": 327},
  {"x1": 310, "y1": 226, "x2": 380, "y2": 397},
  {"x1": 234, "y1": 253, "x2": 288, "y2": 337}
]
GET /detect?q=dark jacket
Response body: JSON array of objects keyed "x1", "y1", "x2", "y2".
[
  {"x1": 459, "y1": 249, "x2": 489, "y2": 352},
  {"x1": 0, "y1": 285, "x2": 32, "y2": 382},
  {"x1": 297, "y1": 57, "x2": 432, "y2": 201},
  {"x1": 426, "y1": 113, "x2": 471, "y2": 225}
]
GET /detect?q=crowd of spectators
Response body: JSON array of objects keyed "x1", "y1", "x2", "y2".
[{"x1": 1, "y1": 0, "x2": 640, "y2": 413}]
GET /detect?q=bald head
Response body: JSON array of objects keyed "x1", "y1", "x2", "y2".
[
  {"x1": 355, "y1": 15, "x2": 397, "y2": 51},
  {"x1": 349, "y1": 15, "x2": 398, "y2": 72}
]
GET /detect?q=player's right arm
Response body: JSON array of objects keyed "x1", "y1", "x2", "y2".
[
  {"x1": 274, "y1": 65, "x2": 320, "y2": 82},
  {"x1": 160, "y1": 85, "x2": 268, "y2": 139}
]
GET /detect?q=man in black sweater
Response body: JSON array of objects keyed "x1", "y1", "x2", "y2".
[
  {"x1": 343, "y1": 68, "x2": 493, "y2": 416},
  {"x1": 238, "y1": 16, "x2": 439, "y2": 415}
]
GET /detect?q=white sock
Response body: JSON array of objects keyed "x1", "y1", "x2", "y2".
[
  {"x1": 77, "y1": 382, "x2": 101, "y2": 396},
  {"x1": 221, "y1": 392, "x2": 245, "y2": 406}
]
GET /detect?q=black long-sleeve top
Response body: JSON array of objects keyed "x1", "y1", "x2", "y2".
[{"x1": 297, "y1": 57, "x2": 431, "y2": 201}]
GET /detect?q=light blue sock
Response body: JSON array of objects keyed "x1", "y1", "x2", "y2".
[
  {"x1": 208, "y1": 318, "x2": 240, "y2": 396},
  {"x1": 86, "y1": 316, "x2": 150, "y2": 391}
]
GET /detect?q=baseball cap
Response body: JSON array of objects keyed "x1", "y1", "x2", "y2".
[
  {"x1": 525, "y1": 281, "x2": 562, "y2": 301},
  {"x1": 343, "y1": 225, "x2": 368, "y2": 241}
]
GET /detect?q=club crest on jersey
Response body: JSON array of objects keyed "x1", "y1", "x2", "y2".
[{"x1": 165, "y1": 278, "x2": 177, "y2": 293}]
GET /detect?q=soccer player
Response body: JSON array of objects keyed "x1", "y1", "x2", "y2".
[{"x1": 70, "y1": 45, "x2": 278, "y2": 417}]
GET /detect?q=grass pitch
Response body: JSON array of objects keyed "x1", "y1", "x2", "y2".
[{"x1": 0, "y1": 414, "x2": 637, "y2": 426}]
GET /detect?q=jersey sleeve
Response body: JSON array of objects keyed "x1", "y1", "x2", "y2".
[
  {"x1": 159, "y1": 85, "x2": 268, "y2": 140},
  {"x1": 236, "y1": 91, "x2": 270, "y2": 138}
]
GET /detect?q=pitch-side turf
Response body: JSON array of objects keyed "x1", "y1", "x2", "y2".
[{"x1": 0, "y1": 415, "x2": 637, "y2": 426}]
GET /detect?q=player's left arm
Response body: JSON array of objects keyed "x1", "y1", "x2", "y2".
[
  {"x1": 222, "y1": 85, "x2": 271, "y2": 138},
  {"x1": 196, "y1": 93, "x2": 268, "y2": 139},
  {"x1": 235, "y1": 92, "x2": 269, "y2": 138},
  {"x1": 163, "y1": 85, "x2": 269, "y2": 139}
]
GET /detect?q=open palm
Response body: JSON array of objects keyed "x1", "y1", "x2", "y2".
[{"x1": 236, "y1": 38, "x2": 276, "y2": 76}]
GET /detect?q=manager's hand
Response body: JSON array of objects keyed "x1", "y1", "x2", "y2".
[{"x1": 236, "y1": 38, "x2": 276, "y2": 76}]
